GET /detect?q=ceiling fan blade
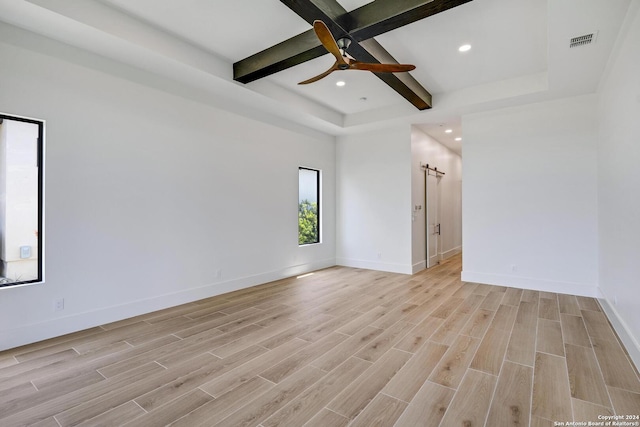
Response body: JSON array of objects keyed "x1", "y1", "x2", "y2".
[
  {"x1": 350, "y1": 61, "x2": 416, "y2": 73},
  {"x1": 298, "y1": 62, "x2": 339, "y2": 85},
  {"x1": 313, "y1": 20, "x2": 347, "y2": 65}
]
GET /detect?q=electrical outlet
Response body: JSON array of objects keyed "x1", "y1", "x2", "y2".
[
  {"x1": 54, "y1": 298, "x2": 65, "y2": 312},
  {"x1": 215, "y1": 269, "x2": 222, "y2": 279},
  {"x1": 377, "y1": 252, "x2": 382, "y2": 259},
  {"x1": 510, "y1": 264, "x2": 517, "y2": 272}
]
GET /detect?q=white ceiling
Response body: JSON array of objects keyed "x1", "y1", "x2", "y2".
[{"x1": 0, "y1": 0, "x2": 633, "y2": 154}]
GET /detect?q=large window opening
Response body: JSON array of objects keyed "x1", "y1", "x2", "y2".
[
  {"x1": 0, "y1": 114, "x2": 44, "y2": 287},
  {"x1": 298, "y1": 167, "x2": 320, "y2": 245}
]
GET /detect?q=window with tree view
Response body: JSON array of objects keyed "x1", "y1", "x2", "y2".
[
  {"x1": 0, "y1": 114, "x2": 44, "y2": 287},
  {"x1": 298, "y1": 167, "x2": 320, "y2": 245}
]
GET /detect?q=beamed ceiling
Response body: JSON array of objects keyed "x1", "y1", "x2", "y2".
[
  {"x1": 234, "y1": 0, "x2": 474, "y2": 110},
  {"x1": 0, "y1": 0, "x2": 633, "y2": 153}
]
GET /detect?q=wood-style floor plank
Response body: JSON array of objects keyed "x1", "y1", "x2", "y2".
[
  {"x1": 326, "y1": 348, "x2": 412, "y2": 420},
  {"x1": 503, "y1": 288, "x2": 523, "y2": 306},
  {"x1": 460, "y1": 308, "x2": 495, "y2": 338},
  {"x1": 262, "y1": 357, "x2": 370, "y2": 427},
  {"x1": 538, "y1": 297, "x2": 560, "y2": 321},
  {"x1": 353, "y1": 321, "x2": 415, "y2": 362},
  {"x1": 0, "y1": 362, "x2": 166, "y2": 426},
  {"x1": 199, "y1": 338, "x2": 306, "y2": 398},
  {"x1": 471, "y1": 327, "x2": 511, "y2": 375},
  {"x1": 382, "y1": 341, "x2": 449, "y2": 402},
  {"x1": 491, "y1": 304, "x2": 518, "y2": 332},
  {"x1": 31, "y1": 417, "x2": 65, "y2": 427},
  {"x1": 393, "y1": 316, "x2": 443, "y2": 353},
  {"x1": 349, "y1": 393, "x2": 407, "y2": 427},
  {"x1": 170, "y1": 376, "x2": 274, "y2": 427},
  {"x1": 310, "y1": 326, "x2": 383, "y2": 372},
  {"x1": 1, "y1": 254, "x2": 638, "y2": 427},
  {"x1": 591, "y1": 336, "x2": 640, "y2": 393},
  {"x1": 531, "y1": 416, "x2": 556, "y2": 427},
  {"x1": 506, "y1": 301, "x2": 539, "y2": 366},
  {"x1": 532, "y1": 352, "x2": 573, "y2": 421},
  {"x1": 607, "y1": 386, "x2": 640, "y2": 415},
  {"x1": 480, "y1": 291, "x2": 505, "y2": 311},
  {"x1": 576, "y1": 296, "x2": 602, "y2": 312},
  {"x1": 304, "y1": 408, "x2": 350, "y2": 427},
  {"x1": 54, "y1": 353, "x2": 219, "y2": 426},
  {"x1": 565, "y1": 343, "x2": 611, "y2": 408},
  {"x1": 561, "y1": 313, "x2": 592, "y2": 348},
  {"x1": 558, "y1": 294, "x2": 582, "y2": 316},
  {"x1": 211, "y1": 365, "x2": 325, "y2": 427},
  {"x1": 122, "y1": 389, "x2": 212, "y2": 427},
  {"x1": 486, "y1": 361, "x2": 533, "y2": 427},
  {"x1": 582, "y1": 309, "x2": 622, "y2": 344},
  {"x1": 571, "y1": 398, "x2": 613, "y2": 422},
  {"x1": 258, "y1": 332, "x2": 347, "y2": 383},
  {"x1": 537, "y1": 318, "x2": 564, "y2": 357},
  {"x1": 428, "y1": 334, "x2": 480, "y2": 389},
  {"x1": 394, "y1": 381, "x2": 455, "y2": 427},
  {"x1": 135, "y1": 344, "x2": 266, "y2": 412},
  {"x1": 439, "y1": 369, "x2": 498, "y2": 426},
  {"x1": 521, "y1": 290, "x2": 540, "y2": 303}
]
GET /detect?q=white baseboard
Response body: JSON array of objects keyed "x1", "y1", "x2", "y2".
[
  {"x1": 411, "y1": 247, "x2": 460, "y2": 275},
  {"x1": 412, "y1": 261, "x2": 427, "y2": 274},
  {"x1": 441, "y1": 246, "x2": 462, "y2": 260},
  {"x1": 0, "y1": 258, "x2": 336, "y2": 352},
  {"x1": 597, "y1": 287, "x2": 640, "y2": 370},
  {"x1": 336, "y1": 258, "x2": 413, "y2": 275},
  {"x1": 460, "y1": 271, "x2": 599, "y2": 297}
]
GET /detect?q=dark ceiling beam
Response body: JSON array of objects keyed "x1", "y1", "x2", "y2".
[
  {"x1": 355, "y1": 39, "x2": 432, "y2": 109},
  {"x1": 278, "y1": 0, "x2": 350, "y2": 28},
  {"x1": 234, "y1": 0, "x2": 472, "y2": 109},
  {"x1": 233, "y1": 30, "x2": 326, "y2": 83},
  {"x1": 347, "y1": 0, "x2": 474, "y2": 41}
]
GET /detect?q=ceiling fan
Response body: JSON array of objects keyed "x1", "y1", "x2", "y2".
[{"x1": 298, "y1": 20, "x2": 416, "y2": 85}]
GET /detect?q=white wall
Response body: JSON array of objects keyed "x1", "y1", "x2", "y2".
[
  {"x1": 0, "y1": 39, "x2": 336, "y2": 351},
  {"x1": 411, "y1": 127, "x2": 462, "y2": 272},
  {"x1": 462, "y1": 95, "x2": 599, "y2": 296},
  {"x1": 596, "y1": 1, "x2": 640, "y2": 365},
  {"x1": 336, "y1": 126, "x2": 413, "y2": 274}
]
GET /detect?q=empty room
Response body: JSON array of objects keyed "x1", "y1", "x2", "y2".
[{"x1": 0, "y1": 0, "x2": 639, "y2": 426}]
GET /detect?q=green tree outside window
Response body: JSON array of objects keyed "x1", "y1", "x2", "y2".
[{"x1": 298, "y1": 200, "x2": 318, "y2": 244}]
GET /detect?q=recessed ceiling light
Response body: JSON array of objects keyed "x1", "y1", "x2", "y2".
[
  {"x1": 445, "y1": 129, "x2": 453, "y2": 133},
  {"x1": 336, "y1": 81, "x2": 346, "y2": 87},
  {"x1": 458, "y1": 44, "x2": 471, "y2": 52},
  {"x1": 455, "y1": 137, "x2": 462, "y2": 141}
]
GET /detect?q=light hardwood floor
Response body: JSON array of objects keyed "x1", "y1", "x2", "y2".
[{"x1": 1, "y1": 255, "x2": 639, "y2": 426}]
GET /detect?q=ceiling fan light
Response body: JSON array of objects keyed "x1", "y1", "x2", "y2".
[{"x1": 458, "y1": 44, "x2": 471, "y2": 52}]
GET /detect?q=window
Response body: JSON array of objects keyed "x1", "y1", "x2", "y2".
[
  {"x1": 0, "y1": 114, "x2": 44, "y2": 287},
  {"x1": 298, "y1": 167, "x2": 320, "y2": 245}
]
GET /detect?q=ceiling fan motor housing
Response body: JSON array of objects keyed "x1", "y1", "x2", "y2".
[{"x1": 337, "y1": 37, "x2": 352, "y2": 54}]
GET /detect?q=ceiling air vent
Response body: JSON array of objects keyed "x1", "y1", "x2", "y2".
[{"x1": 569, "y1": 32, "x2": 597, "y2": 48}]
